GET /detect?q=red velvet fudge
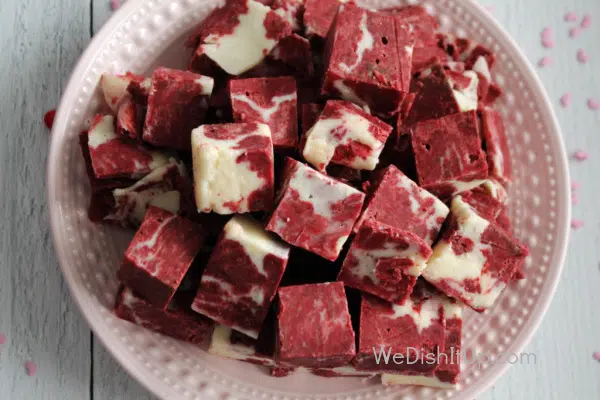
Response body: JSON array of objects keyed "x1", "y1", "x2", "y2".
[
  {"x1": 191, "y1": 122, "x2": 275, "y2": 214},
  {"x1": 117, "y1": 206, "x2": 206, "y2": 309},
  {"x1": 266, "y1": 157, "x2": 365, "y2": 261},
  {"x1": 479, "y1": 178, "x2": 508, "y2": 205},
  {"x1": 186, "y1": 0, "x2": 292, "y2": 76},
  {"x1": 302, "y1": 100, "x2": 392, "y2": 171},
  {"x1": 422, "y1": 195, "x2": 529, "y2": 312},
  {"x1": 115, "y1": 96, "x2": 142, "y2": 140},
  {"x1": 354, "y1": 287, "x2": 445, "y2": 374},
  {"x1": 322, "y1": 4, "x2": 415, "y2": 117},
  {"x1": 100, "y1": 72, "x2": 145, "y2": 112},
  {"x1": 382, "y1": 298, "x2": 463, "y2": 388},
  {"x1": 411, "y1": 46, "x2": 449, "y2": 74},
  {"x1": 272, "y1": 0, "x2": 304, "y2": 31},
  {"x1": 381, "y1": 5, "x2": 439, "y2": 48},
  {"x1": 269, "y1": 34, "x2": 314, "y2": 78},
  {"x1": 192, "y1": 216, "x2": 290, "y2": 339},
  {"x1": 114, "y1": 287, "x2": 214, "y2": 345},
  {"x1": 277, "y1": 282, "x2": 356, "y2": 368},
  {"x1": 338, "y1": 217, "x2": 433, "y2": 304},
  {"x1": 300, "y1": 103, "x2": 324, "y2": 137},
  {"x1": 142, "y1": 67, "x2": 214, "y2": 150},
  {"x1": 302, "y1": 0, "x2": 344, "y2": 39},
  {"x1": 230, "y1": 77, "x2": 298, "y2": 149},
  {"x1": 410, "y1": 110, "x2": 488, "y2": 199},
  {"x1": 87, "y1": 115, "x2": 169, "y2": 179},
  {"x1": 481, "y1": 108, "x2": 512, "y2": 184},
  {"x1": 354, "y1": 165, "x2": 449, "y2": 245}
]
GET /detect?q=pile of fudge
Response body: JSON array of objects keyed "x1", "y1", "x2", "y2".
[{"x1": 80, "y1": 0, "x2": 529, "y2": 389}]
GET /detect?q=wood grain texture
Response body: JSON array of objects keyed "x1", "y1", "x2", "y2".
[
  {"x1": 0, "y1": 0, "x2": 92, "y2": 399},
  {"x1": 1, "y1": 0, "x2": 599, "y2": 399}
]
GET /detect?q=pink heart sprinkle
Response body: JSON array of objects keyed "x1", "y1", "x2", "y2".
[
  {"x1": 538, "y1": 56, "x2": 552, "y2": 67},
  {"x1": 588, "y1": 98, "x2": 600, "y2": 110},
  {"x1": 571, "y1": 181, "x2": 581, "y2": 190},
  {"x1": 0, "y1": 333, "x2": 6, "y2": 345},
  {"x1": 577, "y1": 49, "x2": 589, "y2": 63},
  {"x1": 542, "y1": 38, "x2": 555, "y2": 49},
  {"x1": 564, "y1": 12, "x2": 578, "y2": 22},
  {"x1": 110, "y1": 0, "x2": 120, "y2": 10},
  {"x1": 560, "y1": 93, "x2": 572, "y2": 108},
  {"x1": 25, "y1": 361, "x2": 37, "y2": 377},
  {"x1": 541, "y1": 27, "x2": 553, "y2": 38},
  {"x1": 593, "y1": 352, "x2": 600, "y2": 361},
  {"x1": 581, "y1": 14, "x2": 591, "y2": 29},
  {"x1": 574, "y1": 151, "x2": 589, "y2": 161},
  {"x1": 571, "y1": 219, "x2": 584, "y2": 229},
  {"x1": 570, "y1": 27, "x2": 581, "y2": 38}
]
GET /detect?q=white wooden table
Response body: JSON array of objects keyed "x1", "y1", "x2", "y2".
[{"x1": 1, "y1": 0, "x2": 599, "y2": 398}]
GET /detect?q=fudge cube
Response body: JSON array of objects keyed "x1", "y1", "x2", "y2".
[
  {"x1": 422, "y1": 195, "x2": 529, "y2": 312},
  {"x1": 354, "y1": 165, "x2": 449, "y2": 244},
  {"x1": 88, "y1": 115, "x2": 169, "y2": 179},
  {"x1": 354, "y1": 286, "x2": 445, "y2": 374},
  {"x1": 338, "y1": 217, "x2": 432, "y2": 304},
  {"x1": 230, "y1": 77, "x2": 298, "y2": 149},
  {"x1": 127, "y1": 77, "x2": 152, "y2": 105},
  {"x1": 116, "y1": 96, "x2": 142, "y2": 140},
  {"x1": 302, "y1": 0, "x2": 344, "y2": 39},
  {"x1": 302, "y1": 100, "x2": 392, "y2": 171},
  {"x1": 191, "y1": 122, "x2": 275, "y2": 214},
  {"x1": 142, "y1": 67, "x2": 214, "y2": 150},
  {"x1": 117, "y1": 206, "x2": 206, "y2": 309},
  {"x1": 381, "y1": 5, "x2": 439, "y2": 47},
  {"x1": 269, "y1": 34, "x2": 315, "y2": 78},
  {"x1": 411, "y1": 46, "x2": 450, "y2": 74},
  {"x1": 186, "y1": 0, "x2": 291, "y2": 76},
  {"x1": 410, "y1": 110, "x2": 488, "y2": 198},
  {"x1": 266, "y1": 157, "x2": 365, "y2": 261},
  {"x1": 460, "y1": 187, "x2": 506, "y2": 222},
  {"x1": 277, "y1": 282, "x2": 356, "y2": 368},
  {"x1": 272, "y1": 0, "x2": 304, "y2": 31},
  {"x1": 100, "y1": 72, "x2": 145, "y2": 112},
  {"x1": 209, "y1": 325, "x2": 283, "y2": 368},
  {"x1": 192, "y1": 216, "x2": 290, "y2": 339},
  {"x1": 300, "y1": 103, "x2": 324, "y2": 137},
  {"x1": 322, "y1": 5, "x2": 415, "y2": 117},
  {"x1": 381, "y1": 298, "x2": 463, "y2": 388},
  {"x1": 105, "y1": 160, "x2": 193, "y2": 227},
  {"x1": 481, "y1": 108, "x2": 512, "y2": 184},
  {"x1": 477, "y1": 178, "x2": 508, "y2": 205},
  {"x1": 114, "y1": 287, "x2": 214, "y2": 345}
]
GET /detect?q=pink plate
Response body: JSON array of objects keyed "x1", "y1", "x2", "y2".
[{"x1": 47, "y1": 0, "x2": 570, "y2": 398}]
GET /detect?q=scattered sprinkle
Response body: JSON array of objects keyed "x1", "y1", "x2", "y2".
[
  {"x1": 594, "y1": 352, "x2": 600, "y2": 361},
  {"x1": 110, "y1": 0, "x2": 121, "y2": 11},
  {"x1": 581, "y1": 14, "x2": 591, "y2": 29},
  {"x1": 0, "y1": 333, "x2": 6, "y2": 345},
  {"x1": 564, "y1": 12, "x2": 578, "y2": 22},
  {"x1": 43, "y1": 109, "x2": 56, "y2": 130},
  {"x1": 25, "y1": 361, "x2": 37, "y2": 377},
  {"x1": 588, "y1": 98, "x2": 600, "y2": 110},
  {"x1": 571, "y1": 219, "x2": 585, "y2": 229},
  {"x1": 569, "y1": 27, "x2": 581, "y2": 38},
  {"x1": 577, "y1": 49, "x2": 589, "y2": 63},
  {"x1": 560, "y1": 93, "x2": 572, "y2": 108},
  {"x1": 538, "y1": 56, "x2": 552, "y2": 67},
  {"x1": 574, "y1": 151, "x2": 589, "y2": 161},
  {"x1": 571, "y1": 181, "x2": 581, "y2": 190},
  {"x1": 541, "y1": 27, "x2": 554, "y2": 48}
]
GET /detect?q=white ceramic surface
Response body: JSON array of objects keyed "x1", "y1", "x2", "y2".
[{"x1": 47, "y1": 0, "x2": 571, "y2": 398}]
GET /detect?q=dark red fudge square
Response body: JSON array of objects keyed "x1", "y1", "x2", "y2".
[
  {"x1": 114, "y1": 286, "x2": 214, "y2": 345},
  {"x1": 142, "y1": 67, "x2": 213, "y2": 150},
  {"x1": 481, "y1": 107, "x2": 512, "y2": 184},
  {"x1": 302, "y1": 0, "x2": 342, "y2": 38},
  {"x1": 381, "y1": 5, "x2": 439, "y2": 47},
  {"x1": 277, "y1": 282, "x2": 356, "y2": 368},
  {"x1": 117, "y1": 206, "x2": 206, "y2": 309},
  {"x1": 269, "y1": 34, "x2": 315, "y2": 78},
  {"x1": 322, "y1": 4, "x2": 414, "y2": 117},
  {"x1": 410, "y1": 110, "x2": 488, "y2": 196},
  {"x1": 230, "y1": 77, "x2": 298, "y2": 149}
]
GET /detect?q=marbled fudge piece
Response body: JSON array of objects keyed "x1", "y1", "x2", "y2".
[
  {"x1": 115, "y1": 96, "x2": 142, "y2": 140},
  {"x1": 302, "y1": 100, "x2": 392, "y2": 171},
  {"x1": 272, "y1": 0, "x2": 304, "y2": 31},
  {"x1": 322, "y1": 5, "x2": 415, "y2": 117},
  {"x1": 354, "y1": 165, "x2": 449, "y2": 245},
  {"x1": 422, "y1": 195, "x2": 529, "y2": 312},
  {"x1": 381, "y1": 5, "x2": 439, "y2": 47},
  {"x1": 269, "y1": 34, "x2": 314, "y2": 78},
  {"x1": 230, "y1": 77, "x2": 298, "y2": 149},
  {"x1": 104, "y1": 160, "x2": 193, "y2": 227},
  {"x1": 277, "y1": 282, "x2": 356, "y2": 368},
  {"x1": 117, "y1": 206, "x2": 206, "y2": 309},
  {"x1": 354, "y1": 287, "x2": 445, "y2": 374},
  {"x1": 481, "y1": 108, "x2": 512, "y2": 184},
  {"x1": 187, "y1": 0, "x2": 291, "y2": 76},
  {"x1": 191, "y1": 122, "x2": 275, "y2": 214},
  {"x1": 266, "y1": 157, "x2": 365, "y2": 261},
  {"x1": 87, "y1": 115, "x2": 169, "y2": 179},
  {"x1": 142, "y1": 67, "x2": 214, "y2": 150},
  {"x1": 381, "y1": 298, "x2": 463, "y2": 388},
  {"x1": 114, "y1": 286, "x2": 214, "y2": 345},
  {"x1": 192, "y1": 216, "x2": 290, "y2": 339},
  {"x1": 302, "y1": 0, "x2": 345, "y2": 39},
  {"x1": 100, "y1": 72, "x2": 145, "y2": 112},
  {"x1": 410, "y1": 110, "x2": 488, "y2": 199},
  {"x1": 338, "y1": 217, "x2": 432, "y2": 304}
]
